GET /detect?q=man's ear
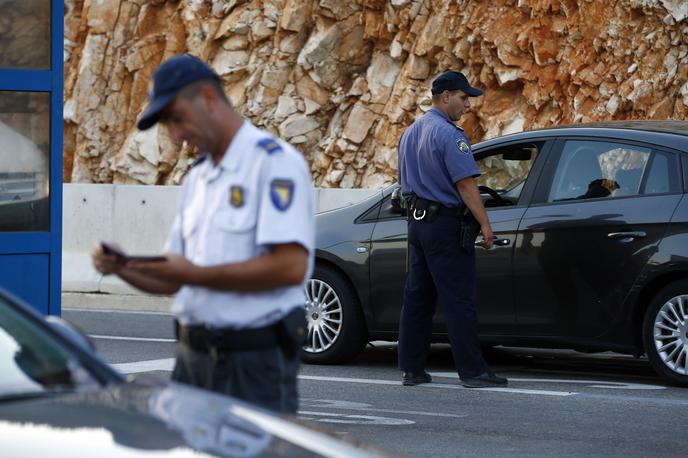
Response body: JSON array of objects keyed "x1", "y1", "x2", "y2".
[
  {"x1": 198, "y1": 84, "x2": 219, "y2": 111},
  {"x1": 439, "y1": 90, "x2": 450, "y2": 105}
]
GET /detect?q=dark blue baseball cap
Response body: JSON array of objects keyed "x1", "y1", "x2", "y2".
[
  {"x1": 137, "y1": 54, "x2": 220, "y2": 130},
  {"x1": 431, "y1": 71, "x2": 483, "y2": 97}
]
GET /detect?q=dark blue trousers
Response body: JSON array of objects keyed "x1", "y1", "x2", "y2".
[
  {"x1": 172, "y1": 343, "x2": 299, "y2": 414},
  {"x1": 398, "y1": 214, "x2": 488, "y2": 379}
]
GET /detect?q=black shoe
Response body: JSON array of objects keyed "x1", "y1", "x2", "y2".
[
  {"x1": 461, "y1": 371, "x2": 508, "y2": 388},
  {"x1": 401, "y1": 371, "x2": 432, "y2": 386}
]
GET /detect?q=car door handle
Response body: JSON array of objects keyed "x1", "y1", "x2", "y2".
[
  {"x1": 475, "y1": 238, "x2": 511, "y2": 247},
  {"x1": 607, "y1": 231, "x2": 646, "y2": 240}
]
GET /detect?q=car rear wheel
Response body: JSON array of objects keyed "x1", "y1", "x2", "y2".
[
  {"x1": 643, "y1": 280, "x2": 688, "y2": 386},
  {"x1": 301, "y1": 265, "x2": 367, "y2": 364}
]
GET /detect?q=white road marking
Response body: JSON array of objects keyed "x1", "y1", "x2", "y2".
[
  {"x1": 90, "y1": 334, "x2": 176, "y2": 343},
  {"x1": 299, "y1": 375, "x2": 575, "y2": 396},
  {"x1": 64, "y1": 308, "x2": 174, "y2": 316},
  {"x1": 428, "y1": 372, "x2": 667, "y2": 390},
  {"x1": 112, "y1": 358, "x2": 666, "y2": 401},
  {"x1": 115, "y1": 359, "x2": 571, "y2": 396},
  {"x1": 298, "y1": 411, "x2": 415, "y2": 426},
  {"x1": 301, "y1": 399, "x2": 468, "y2": 419},
  {"x1": 113, "y1": 357, "x2": 175, "y2": 373}
]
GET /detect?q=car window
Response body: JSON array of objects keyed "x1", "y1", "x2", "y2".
[
  {"x1": 642, "y1": 151, "x2": 680, "y2": 195},
  {"x1": 377, "y1": 194, "x2": 403, "y2": 219},
  {"x1": 547, "y1": 140, "x2": 654, "y2": 202},
  {"x1": 475, "y1": 142, "x2": 541, "y2": 203},
  {"x1": 0, "y1": 297, "x2": 98, "y2": 399}
]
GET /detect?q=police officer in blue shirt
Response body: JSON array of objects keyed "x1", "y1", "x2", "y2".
[
  {"x1": 397, "y1": 71, "x2": 508, "y2": 388},
  {"x1": 92, "y1": 55, "x2": 314, "y2": 413}
]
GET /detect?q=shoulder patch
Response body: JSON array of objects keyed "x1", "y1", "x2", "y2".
[
  {"x1": 270, "y1": 178, "x2": 294, "y2": 211},
  {"x1": 257, "y1": 137, "x2": 282, "y2": 155},
  {"x1": 456, "y1": 139, "x2": 471, "y2": 154},
  {"x1": 190, "y1": 153, "x2": 208, "y2": 168}
]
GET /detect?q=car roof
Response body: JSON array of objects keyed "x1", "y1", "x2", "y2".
[{"x1": 474, "y1": 120, "x2": 688, "y2": 151}]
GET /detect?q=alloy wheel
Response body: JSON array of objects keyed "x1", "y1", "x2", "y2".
[
  {"x1": 304, "y1": 279, "x2": 343, "y2": 353},
  {"x1": 653, "y1": 294, "x2": 688, "y2": 375}
]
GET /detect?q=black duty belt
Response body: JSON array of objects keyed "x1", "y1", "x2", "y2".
[
  {"x1": 175, "y1": 320, "x2": 279, "y2": 352},
  {"x1": 407, "y1": 194, "x2": 464, "y2": 221}
]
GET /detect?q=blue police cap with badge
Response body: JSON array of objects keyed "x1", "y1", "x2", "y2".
[
  {"x1": 137, "y1": 54, "x2": 220, "y2": 130},
  {"x1": 431, "y1": 71, "x2": 484, "y2": 97}
]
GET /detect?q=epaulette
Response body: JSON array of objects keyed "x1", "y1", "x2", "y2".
[
  {"x1": 190, "y1": 154, "x2": 208, "y2": 168},
  {"x1": 257, "y1": 137, "x2": 282, "y2": 155},
  {"x1": 444, "y1": 119, "x2": 464, "y2": 131}
]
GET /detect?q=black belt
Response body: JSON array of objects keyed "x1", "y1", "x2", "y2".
[
  {"x1": 407, "y1": 195, "x2": 464, "y2": 220},
  {"x1": 175, "y1": 320, "x2": 279, "y2": 352},
  {"x1": 434, "y1": 206, "x2": 463, "y2": 217}
]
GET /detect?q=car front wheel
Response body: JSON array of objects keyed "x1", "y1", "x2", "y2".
[
  {"x1": 301, "y1": 265, "x2": 367, "y2": 364},
  {"x1": 643, "y1": 280, "x2": 688, "y2": 386}
]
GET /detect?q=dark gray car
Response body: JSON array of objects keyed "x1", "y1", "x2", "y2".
[{"x1": 303, "y1": 121, "x2": 688, "y2": 387}]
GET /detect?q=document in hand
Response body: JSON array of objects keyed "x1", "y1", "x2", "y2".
[{"x1": 100, "y1": 241, "x2": 166, "y2": 263}]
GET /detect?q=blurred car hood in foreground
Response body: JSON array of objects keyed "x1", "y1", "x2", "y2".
[{"x1": 0, "y1": 378, "x2": 391, "y2": 458}]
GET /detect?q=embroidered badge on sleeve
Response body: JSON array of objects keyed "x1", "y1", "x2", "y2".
[
  {"x1": 270, "y1": 179, "x2": 294, "y2": 211},
  {"x1": 456, "y1": 139, "x2": 471, "y2": 154}
]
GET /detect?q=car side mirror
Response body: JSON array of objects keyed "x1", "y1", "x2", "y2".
[{"x1": 390, "y1": 187, "x2": 407, "y2": 214}]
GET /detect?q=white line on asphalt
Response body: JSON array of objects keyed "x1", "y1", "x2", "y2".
[
  {"x1": 113, "y1": 358, "x2": 175, "y2": 373},
  {"x1": 428, "y1": 372, "x2": 667, "y2": 390},
  {"x1": 113, "y1": 359, "x2": 573, "y2": 396},
  {"x1": 298, "y1": 411, "x2": 415, "y2": 426},
  {"x1": 301, "y1": 399, "x2": 468, "y2": 419},
  {"x1": 62, "y1": 307, "x2": 174, "y2": 317},
  {"x1": 90, "y1": 334, "x2": 176, "y2": 343},
  {"x1": 64, "y1": 308, "x2": 174, "y2": 316},
  {"x1": 298, "y1": 375, "x2": 575, "y2": 396}
]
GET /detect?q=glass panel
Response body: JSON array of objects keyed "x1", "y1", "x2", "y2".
[
  {"x1": 0, "y1": 294, "x2": 98, "y2": 399},
  {"x1": 0, "y1": 91, "x2": 50, "y2": 231},
  {"x1": 643, "y1": 152, "x2": 680, "y2": 195},
  {"x1": 548, "y1": 140, "x2": 651, "y2": 202},
  {"x1": 0, "y1": 0, "x2": 51, "y2": 70},
  {"x1": 476, "y1": 142, "x2": 541, "y2": 203}
]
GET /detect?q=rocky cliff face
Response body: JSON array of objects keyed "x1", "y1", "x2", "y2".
[{"x1": 63, "y1": 0, "x2": 688, "y2": 187}]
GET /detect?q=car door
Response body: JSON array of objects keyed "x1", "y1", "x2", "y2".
[
  {"x1": 471, "y1": 140, "x2": 549, "y2": 334},
  {"x1": 367, "y1": 140, "x2": 549, "y2": 335},
  {"x1": 513, "y1": 138, "x2": 684, "y2": 338}
]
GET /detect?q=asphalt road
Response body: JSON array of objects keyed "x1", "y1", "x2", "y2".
[{"x1": 64, "y1": 308, "x2": 688, "y2": 458}]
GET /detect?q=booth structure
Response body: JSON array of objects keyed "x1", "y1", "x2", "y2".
[{"x1": 0, "y1": 0, "x2": 63, "y2": 314}]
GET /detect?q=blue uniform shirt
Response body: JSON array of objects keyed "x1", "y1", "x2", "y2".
[{"x1": 398, "y1": 107, "x2": 480, "y2": 207}]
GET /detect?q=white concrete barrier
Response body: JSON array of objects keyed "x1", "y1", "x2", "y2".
[{"x1": 61, "y1": 183, "x2": 381, "y2": 308}]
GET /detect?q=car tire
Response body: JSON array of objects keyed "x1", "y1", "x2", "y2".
[
  {"x1": 642, "y1": 280, "x2": 688, "y2": 386},
  {"x1": 301, "y1": 265, "x2": 367, "y2": 364}
]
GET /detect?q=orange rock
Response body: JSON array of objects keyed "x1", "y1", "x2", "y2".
[{"x1": 62, "y1": 0, "x2": 688, "y2": 187}]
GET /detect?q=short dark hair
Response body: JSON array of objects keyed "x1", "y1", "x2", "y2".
[{"x1": 431, "y1": 89, "x2": 461, "y2": 103}]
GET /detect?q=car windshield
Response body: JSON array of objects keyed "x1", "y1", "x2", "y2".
[{"x1": 0, "y1": 297, "x2": 98, "y2": 400}]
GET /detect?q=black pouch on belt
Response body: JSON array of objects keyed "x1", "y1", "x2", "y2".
[
  {"x1": 411, "y1": 197, "x2": 440, "y2": 223},
  {"x1": 459, "y1": 206, "x2": 481, "y2": 252},
  {"x1": 276, "y1": 307, "x2": 307, "y2": 359}
]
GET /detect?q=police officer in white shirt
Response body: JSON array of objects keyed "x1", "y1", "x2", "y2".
[{"x1": 91, "y1": 54, "x2": 314, "y2": 414}]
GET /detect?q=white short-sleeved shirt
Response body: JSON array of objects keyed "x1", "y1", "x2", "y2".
[{"x1": 164, "y1": 120, "x2": 315, "y2": 329}]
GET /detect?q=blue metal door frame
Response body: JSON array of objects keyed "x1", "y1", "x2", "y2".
[{"x1": 0, "y1": 1, "x2": 63, "y2": 315}]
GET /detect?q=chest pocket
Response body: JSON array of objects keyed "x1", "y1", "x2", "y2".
[
  {"x1": 214, "y1": 206, "x2": 256, "y2": 233},
  {"x1": 210, "y1": 205, "x2": 258, "y2": 264}
]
